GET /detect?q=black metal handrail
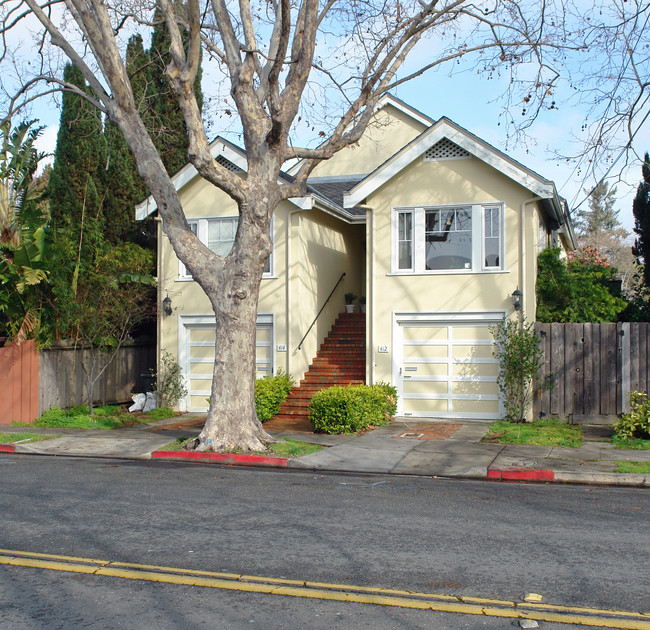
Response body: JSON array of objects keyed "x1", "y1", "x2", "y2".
[{"x1": 297, "y1": 272, "x2": 346, "y2": 351}]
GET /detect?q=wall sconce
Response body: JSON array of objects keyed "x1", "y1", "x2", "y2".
[
  {"x1": 512, "y1": 288, "x2": 522, "y2": 312},
  {"x1": 163, "y1": 294, "x2": 172, "y2": 316}
]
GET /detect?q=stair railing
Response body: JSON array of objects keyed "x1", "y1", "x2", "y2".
[{"x1": 296, "y1": 272, "x2": 346, "y2": 351}]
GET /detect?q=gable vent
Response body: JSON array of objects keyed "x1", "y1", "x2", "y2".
[
  {"x1": 216, "y1": 154, "x2": 244, "y2": 172},
  {"x1": 423, "y1": 138, "x2": 470, "y2": 161}
]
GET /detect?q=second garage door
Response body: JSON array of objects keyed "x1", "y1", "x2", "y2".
[{"x1": 394, "y1": 313, "x2": 503, "y2": 419}]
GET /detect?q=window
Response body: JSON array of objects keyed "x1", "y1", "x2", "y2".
[
  {"x1": 393, "y1": 204, "x2": 503, "y2": 273},
  {"x1": 179, "y1": 216, "x2": 273, "y2": 279}
]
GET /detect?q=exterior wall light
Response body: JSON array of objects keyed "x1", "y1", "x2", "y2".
[
  {"x1": 163, "y1": 294, "x2": 172, "y2": 316},
  {"x1": 512, "y1": 288, "x2": 522, "y2": 311}
]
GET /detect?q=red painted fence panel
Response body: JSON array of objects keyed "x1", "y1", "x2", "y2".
[{"x1": 0, "y1": 339, "x2": 39, "y2": 424}]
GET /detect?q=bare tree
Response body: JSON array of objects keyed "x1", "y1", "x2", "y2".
[{"x1": 0, "y1": 0, "x2": 582, "y2": 450}]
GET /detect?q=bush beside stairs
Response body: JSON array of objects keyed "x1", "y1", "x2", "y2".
[{"x1": 275, "y1": 312, "x2": 366, "y2": 423}]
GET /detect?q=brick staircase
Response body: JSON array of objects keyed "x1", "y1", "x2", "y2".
[{"x1": 275, "y1": 312, "x2": 366, "y2": 423}]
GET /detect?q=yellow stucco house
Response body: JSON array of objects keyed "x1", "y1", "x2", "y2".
[{"x1": 136, "y1": 95, "x2": 575, "y2": 421}]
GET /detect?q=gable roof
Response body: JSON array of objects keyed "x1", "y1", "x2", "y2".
[{"x1": 344, "y1": 117, "x2": 560, "y2": 207}]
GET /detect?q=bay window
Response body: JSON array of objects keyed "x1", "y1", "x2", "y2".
[{"x1": 393, "y1": 204, "x2": 503, "y2": 273}]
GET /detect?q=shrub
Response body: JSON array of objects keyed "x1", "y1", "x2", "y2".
[
  {"x1": 491, "y1": 318, "x2": 548, "y2": 423},
  {"x1": 308, "y1": 384, "x2": 397, "y2": 434},
  {"x1": 614, "y1": 391, "x2": 650, "y2": 441},
  {"x1": 153, "y1": 350, "x2": 187, "y2": 408},
  {"x1": 254, "y1": 370, "x2": 295, "y2": 422}
]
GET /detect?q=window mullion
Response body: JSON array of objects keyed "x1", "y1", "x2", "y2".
[
  {"x1": 472, "y1": 205, "x2": 481, "y2": 271},
  {"x1": 415, "y1": 208, "x2": 425, "y2": 272}
]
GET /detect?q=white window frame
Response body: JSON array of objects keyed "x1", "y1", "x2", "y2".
[
  {"x1": 178, "y1": 216, "x2": 274, "y2": 280},
  {"x1": 391, "y1": 203, "x2": 504, "y2": 274}
]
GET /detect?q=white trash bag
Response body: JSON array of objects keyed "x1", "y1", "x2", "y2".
[{"x1": 129, "y1": 393, "x2": 146, "y2": 412}]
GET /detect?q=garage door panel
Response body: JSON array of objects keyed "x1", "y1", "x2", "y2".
[
  {"x1": 454, "y1": 325, "x2": 493, "y2": 341},
  {"x1": 405, "y1": 399, "x2": 449, "y2": 414},
  {"x1": 403, "y1": 345, "x2": 447, "y2": 359},
  {"x1": 453, "y1": 399, "x2": 499, "y2": 414},
  {"x1": 190, "y1": 395, "x2": 210, "y2": 409},
  {"x1": 191, "y1": 329, "x2": 216, "y2": 343},
  {"x1": 190, "y1": 345, "x2": 216, "y2": 360},
  {"x1": 402, "y1": 363, "x2": 448, "y2": 377},
  {"x1": 453, "y1": 345, "x2": 494, "y2": 359},
  {"x1": 190, "y1": 363, "x2": 212, "y2": 377},
  {"x1": 403, "y1": 380, "x2": 449, "y2": 396},
  {"x1": 453, "y1": 380, "x2": 497, "y2": 396},
  {"x1": 402, "y1": 326, "x2": 448, "y2": 342},
  {"x1": 452, "y1": 362, "x2": 497, "y2": 378}
]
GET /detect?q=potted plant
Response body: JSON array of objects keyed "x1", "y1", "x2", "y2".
[
  {"x1": 345, "y1": 292, "x2": 357, "y2": 313},
  {"x1": 359, "y1": 296, "x2": 366, "y2": 313}
]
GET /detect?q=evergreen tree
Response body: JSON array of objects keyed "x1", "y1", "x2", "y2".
[
  {"x1": 149, "y1": 5, "x2": 203, "y2": 176},
  {"x1": 633, "y1": 153, "x2": 650, "y2": 289},
  {"x1": 48, "y1": 64, "x2": 106, "y2": 233},
  {"x1": 576, "y1": 181, "x2": 624, "y2": 236}
]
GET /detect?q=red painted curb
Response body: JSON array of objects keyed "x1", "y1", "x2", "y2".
[
  {"x1": 0, "y1": 444, "x2": 15, "y2": 453},
  {"x1": 488, "y1": 468, "x2": 555, "y2": 482},
  {"x1": 151, "y1": 450, "x2": 288, "y2": 467}
]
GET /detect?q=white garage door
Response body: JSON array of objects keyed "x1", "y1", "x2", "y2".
[
  {"x1": 179, "y1": 314, "x2": 273, "y2": 412},
  {"x1": 395, "y1": 313, "x2": 503, "y2": 419}
]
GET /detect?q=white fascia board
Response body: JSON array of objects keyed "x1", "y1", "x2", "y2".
[
  {"x1": 288, "y1": 196, "x2": 313, "y2": 210},
  {"x1": 375, "y1": 94, "x2": 434, "y2": 127},
  {"x1": 344, "y1": 120, "x2": 556, "y2": 208}
]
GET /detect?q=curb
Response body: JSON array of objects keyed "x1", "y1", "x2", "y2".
[
  {"x1": 488, "y1": 468, "x2": 554, "y2": 482},
  {"x1": 488, "y1": 467, "x2": 649, "y2": 487},
  {"x1": 151, "y1": 450, "x2": 289, "y2": 467},
  {"x1": 0, "y1": 444, "x2": 15, "y2": 453}
]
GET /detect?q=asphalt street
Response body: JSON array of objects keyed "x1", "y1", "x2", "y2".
[{"x1": 1, "y1": 454, "x2": 648, "y2": 629}]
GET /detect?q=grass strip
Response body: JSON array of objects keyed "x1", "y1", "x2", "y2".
[
  {"x1": 615, "y1": 461, "x2": 650, "y2": 474},
  {"x1": 159, "y1": 436, "x2": 324, "y2": 458},
  {"x1": 13, "y1": 405, "x2": 177, "y2": 430},
  {"x1": 484, "y1": 419, "x2": 582, "y2": 448},
  {"x1": 0, "y1": 433, "x2": 59, "y2": 444}
]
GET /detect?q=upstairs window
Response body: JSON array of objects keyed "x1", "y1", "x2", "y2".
[
  {"x1": 392, "y1": 204, "x2": 503, "y2": 273},
  {"x1": 179, "y1": 216, "x2": 272, "y2": 279}
]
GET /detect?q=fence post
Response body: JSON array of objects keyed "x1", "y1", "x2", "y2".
[{"x1": 621, "y1": 322, "x2": 630, "y2": 414}]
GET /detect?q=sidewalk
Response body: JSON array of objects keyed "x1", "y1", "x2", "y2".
[{"x1": 1, "y1": 416, "x2": 649, "y2": 487}]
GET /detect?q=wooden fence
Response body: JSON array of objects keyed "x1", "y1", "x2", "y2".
[
  {"x1": 0, "y1": 338, "x2": 155, "y2": 424},
  {"x1": 534, "y1": 322, "x2": 650, "y2": 421}
]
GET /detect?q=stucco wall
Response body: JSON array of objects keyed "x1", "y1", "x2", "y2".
[
  {"x1": 307, "y1": 104, "x2": 428, "y2": 179},
  {"x1": 289, "y1": 209, "x2": 364, "y2": 380}
]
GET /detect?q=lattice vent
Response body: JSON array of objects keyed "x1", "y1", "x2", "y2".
[
  {"x1": 216, "y1": 154, "x2": 244, "y2": 172},
  {"x1": 423, "y1": 138, "x2": 470, "y2": 161}
]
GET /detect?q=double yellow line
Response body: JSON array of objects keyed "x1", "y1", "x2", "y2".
[{"x1": 1, "y1": 548, "x2": 648, "y2": 629}]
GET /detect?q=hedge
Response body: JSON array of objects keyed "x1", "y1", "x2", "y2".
[
  {"x1": 254, "y1": 370, "x2": 295, "y2": 423},
  {"x1": 308, "y1": 382, "x2": 398, "y2": 434}
]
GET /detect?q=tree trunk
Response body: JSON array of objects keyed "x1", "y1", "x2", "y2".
[{"x1": 193, "y1": 202, "x2": 276, "y2": 452}]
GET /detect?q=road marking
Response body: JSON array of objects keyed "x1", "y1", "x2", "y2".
[{"x1": 1, "y1": 548, "x2": 648, "y2": 628}]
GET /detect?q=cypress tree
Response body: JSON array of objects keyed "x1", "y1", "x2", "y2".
[
  {"x1": 102, "y1": 35, "x2": 152, "y2": 243},
  {"x1": 48, "y1": 64, "x2": 106, "y2": 233},
  {"x1": 149, "y1": 4, "x2": 203, "y2": 176},
  {"x1": 633, "y1": 153, "x2": 650, "y2": 289}
]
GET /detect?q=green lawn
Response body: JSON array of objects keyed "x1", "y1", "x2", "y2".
[
  {"x1": 615, "y1": 461, "x2": 650, "y2": 474},
  {"x1": 0, "y1": 432, "x2": 59, "y2": 444},
  {"x1": 159, "y1": 436, "x2": 324, "y2": 458},
  {"x1": 484, "y1": 419, "x2": 583, "y2": 448},
  {"x1": 14, "y1": 405, "x2": 177, "y2": 430}
]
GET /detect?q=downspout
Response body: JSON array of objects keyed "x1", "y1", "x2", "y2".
[
  {"x1": 155, "y1": 215, "x2": 163, "y2": 387},
  {"x1": 356, "y1": 204, "x2": 374, "y2": 385},
  {"x1": 520, "y1": 197, "x2": 542, "y2": 320}
]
